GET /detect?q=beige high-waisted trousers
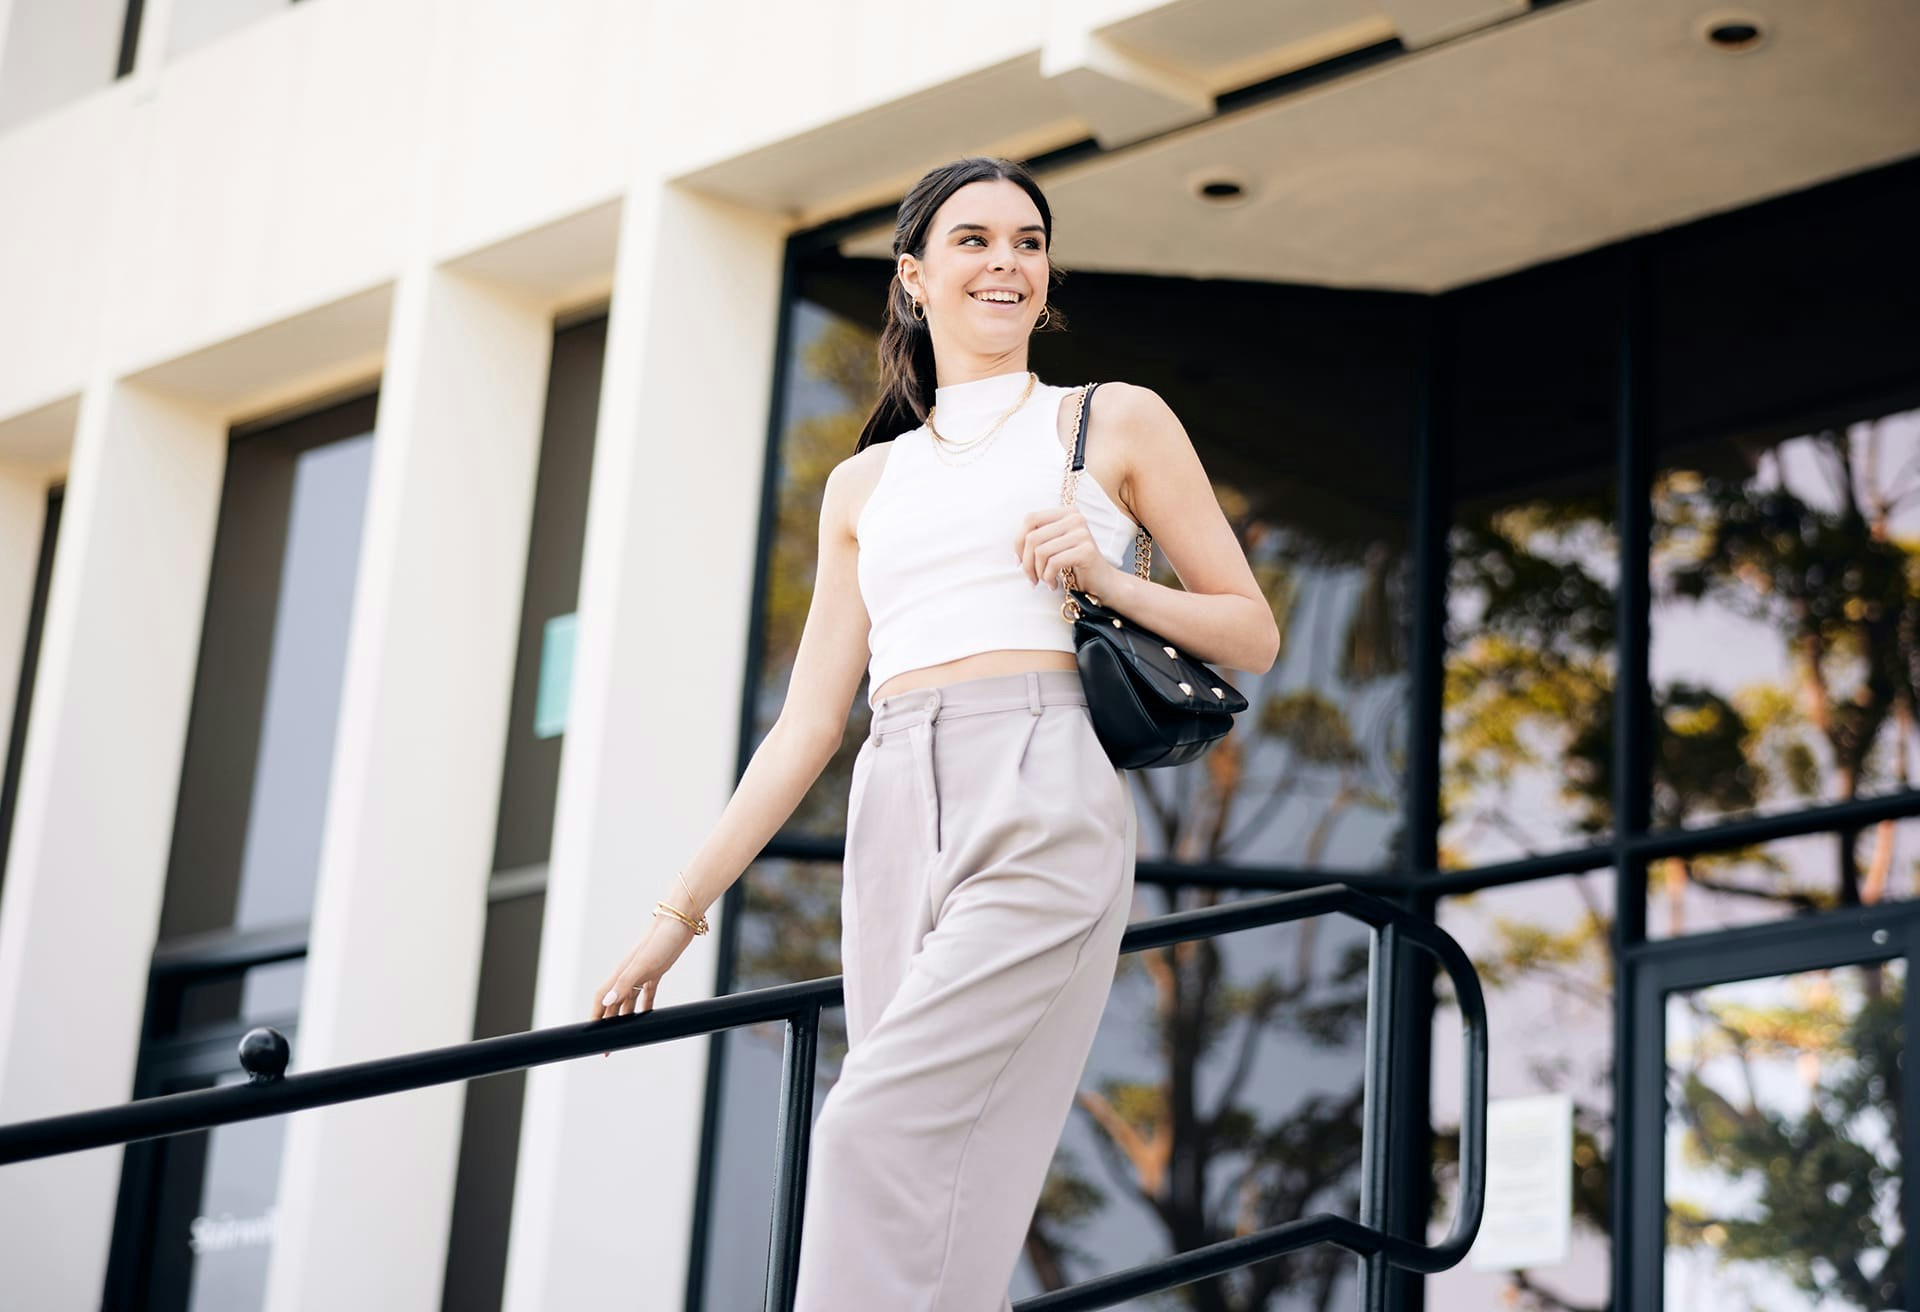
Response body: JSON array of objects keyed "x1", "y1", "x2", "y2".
[{"x1": 792, "y1": 669, "x2": 1138, "y2": 1311}]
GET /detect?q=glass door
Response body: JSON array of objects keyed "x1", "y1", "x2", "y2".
[{"x1": 1630, "y1": 916, "x2": 1917, "y2": 1309}]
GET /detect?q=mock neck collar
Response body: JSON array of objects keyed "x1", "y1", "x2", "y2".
[{"x1": 930, "y1": 368, "x2": 1036, "y2": 424}]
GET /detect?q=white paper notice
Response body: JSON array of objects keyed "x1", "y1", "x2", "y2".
[{"x1": 1468, "y1": 1092, "x2": 1573, "y2": 1271}]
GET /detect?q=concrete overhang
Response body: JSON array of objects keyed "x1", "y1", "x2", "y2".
[{"x1": 681, "y1": 0, "x2": 1920, "y2": 292}]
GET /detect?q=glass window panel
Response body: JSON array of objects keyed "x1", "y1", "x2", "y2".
[
  {"x1": 231, "y1": 434, "x2": 372, "y2": 929},
  {"x1": 1664, "y1": 959, "x2": 1903, "y2": 1310},
  {"x1": 1430, "y1": 872, "x2": 1615, "y2": 1311},
  {"x1": 1441, "y1": 257, "x2": 1619, "y2": 868},
  {"x1": 160, "y1": 399, "x2": 376, "y2": 941},
  {"x1": 1648, "y1": 164, "x2": 1920, "y2": 836},
  {"x1": 1153, "y1": 445, "x2": 1410, "y2": 873},
  {"x1": 1648, "y1": 820, "x2": 1920, "y2": 939},
  {"x1": 1651, "y1": 408, "x2": 1920, "y2": 830}
]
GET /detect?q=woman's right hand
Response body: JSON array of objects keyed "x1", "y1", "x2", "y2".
[{"x1": 590, "y1": 914, "x2": 698, "y2": 1023}]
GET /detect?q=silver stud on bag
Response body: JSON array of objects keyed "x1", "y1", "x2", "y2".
[
  {"x1": 1163, "y1": 645, "x2": 1177, "y2": 659},
  {"x1": 1212, "y1": 687, "x2": 1224, "y2": 698},
  {"x1": 1112, "y1": 619, "x2": 1122, "y2": 628},
  {"x1": 1179, "y1": 681, "x2": 1193, "y2": 696}
]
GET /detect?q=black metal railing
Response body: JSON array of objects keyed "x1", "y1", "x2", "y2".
[{"x1": 0, "y1": 883, "x2": 1487, "y2": 1311}]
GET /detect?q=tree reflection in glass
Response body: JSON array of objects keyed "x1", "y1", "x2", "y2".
[
  {"x1": 1664, "y1": 961, "x2": 1904, "y2": 1310},
  {"x1": 1443, "y1": 489, "x2": 1618, "y2": 867},
  {"x1": 1168, "y1": 500, "x2": 1406, "y2": 873},
  {"x1": 1650, "y1": 408, "x2": 1920, "y2": 922}
]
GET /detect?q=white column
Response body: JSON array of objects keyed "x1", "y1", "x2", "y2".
[
  {"x1": 261, "y1": 265, "x2": 554, "y2": 1311},
  {"x1": 0, "y1": 378, "x2": 226, "y2": 1310},
  {"x1": 501, "y1": 182, "x2": 786, "y2": 1310},
  {"x1": 0, "y1": 463, "x2": 50, "y2": 772}
]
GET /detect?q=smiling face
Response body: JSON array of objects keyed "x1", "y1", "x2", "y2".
[{"x1": 897, "y1": 177, "x2": 1051, "y2": 383}]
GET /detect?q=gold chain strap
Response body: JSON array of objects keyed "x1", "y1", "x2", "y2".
[{"x1": 1058, "y1": 384, "x2": 1152, "y2": 615}]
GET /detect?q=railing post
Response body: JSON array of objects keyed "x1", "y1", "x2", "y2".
[
  {"x1": 1357, "y1": 922, "x2": 1399, "y2": 1312},
  {"x1": 764, "y1": 1002, "x2": 821, "y2": 1311}
]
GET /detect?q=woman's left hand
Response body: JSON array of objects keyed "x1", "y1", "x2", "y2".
[{"x1": 1016, "y1": 506, "x2": 1121, "y2": 596}]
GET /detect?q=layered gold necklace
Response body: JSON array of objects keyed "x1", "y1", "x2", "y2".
[{"x1": 926, "y1": 371, "x2": 1036, "y2": 467}]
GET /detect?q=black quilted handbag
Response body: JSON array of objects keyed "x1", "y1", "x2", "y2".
[{"x1": 1056, "y1": 382, "x2": 1249, "y2": 769}]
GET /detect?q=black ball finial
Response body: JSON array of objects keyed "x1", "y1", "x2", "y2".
[{"x1": 238, "y1": 1027, "x2": 291, "y2": 1084}]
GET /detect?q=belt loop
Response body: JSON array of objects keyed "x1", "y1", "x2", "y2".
[{"x1": 1026, "y1": 669, "x2": 1043, "y2": 715}]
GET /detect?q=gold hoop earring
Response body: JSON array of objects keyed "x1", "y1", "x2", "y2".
[
  {"x1": 910, "y1": 298, "x2": 925, "y2": 321},
  {"x1": 1034, "y1": 305, "x2": 1051, "y2": 330}
]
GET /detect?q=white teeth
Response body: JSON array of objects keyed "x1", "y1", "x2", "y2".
[{"x1": 972, "y1": 291, "x2": 1021, "y2": 303}]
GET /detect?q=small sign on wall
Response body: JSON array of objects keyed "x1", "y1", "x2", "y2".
[
  {"x1": 1469, "y1": 1092, "x2": 1573, "y2": 1271},
  {"x1": 534, "y1": 612, "x2": 578, "y2": 740}
]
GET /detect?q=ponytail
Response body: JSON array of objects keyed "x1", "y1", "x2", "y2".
[{"x1": 854, "y1": 271, "x2": 938, "y2": 452}]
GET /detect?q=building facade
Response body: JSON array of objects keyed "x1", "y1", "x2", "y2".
[{"x1": 1, "y1": 1, "x2": 1917, "y2": 1309}]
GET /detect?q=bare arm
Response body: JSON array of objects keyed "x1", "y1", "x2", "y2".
[
  {"x1": 593, "y1": 455, "x2": 874, "y2": 1017},
  {"x1": 671, "y1": 455, "x2": 874, "y2": 907}
]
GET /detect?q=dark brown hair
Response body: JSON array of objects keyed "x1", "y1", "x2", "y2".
[{"x1": 853, "y1": 156, "x2": 1067, "y2": 452}]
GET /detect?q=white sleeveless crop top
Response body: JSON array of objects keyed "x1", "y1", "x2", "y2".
[{"x1": 855, "y1": 369, "x2": 1140, "y2": 706}]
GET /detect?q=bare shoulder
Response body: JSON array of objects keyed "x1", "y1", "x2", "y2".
[
  {"x1": 1093, "y1": 380, "x2": 1181, "y2": 437},
  {"x1": 1052, "y1": 380, "x2": 1178, "y2": 446},
  {"x1": 1083, "y1": 382, "x2": 1190, "y2": 521},
  {"x1": 823, "y1": 440, "x2": 895, "y2": 539}
]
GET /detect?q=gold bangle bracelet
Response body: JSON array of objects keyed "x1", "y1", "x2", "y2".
[{"x1": 653, "y1": 899, "x2": 710, "y2": 935}]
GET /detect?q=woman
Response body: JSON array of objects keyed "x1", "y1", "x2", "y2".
[{"x1": 592, "y1": 155, "x2": 1279, "y2": 1308}]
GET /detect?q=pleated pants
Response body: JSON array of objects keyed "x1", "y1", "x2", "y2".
[{"x1": 792, "y1": 669, "x2": 1138, "y2": 1312}]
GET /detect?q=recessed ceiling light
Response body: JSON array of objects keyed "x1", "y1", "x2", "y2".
[
  {"x1": 1192, "y1": 175, "x2": 1250, "y2": 206},
  {"x1": 1699, "y1": 10, "x2": 1767, "y2": 51}
]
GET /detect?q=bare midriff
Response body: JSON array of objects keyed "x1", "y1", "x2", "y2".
[{"x1": 869, "y1": 647, "x2": 1080, "y2": 704}]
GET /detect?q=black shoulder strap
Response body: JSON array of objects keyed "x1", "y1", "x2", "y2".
[
  {"x1": 1070, "y1": 381, "x2": 1101, "y2": 472},
  {"x1": 1070, "y1": 382, "x2": 1153, "y2": 543}
]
